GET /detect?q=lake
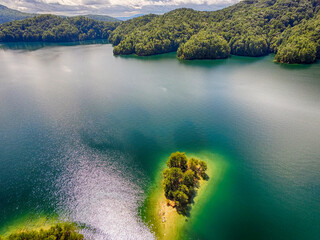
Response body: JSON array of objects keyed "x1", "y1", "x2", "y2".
[{"x1": 0, "y1": 42, "x2": 319, "y2": 240}]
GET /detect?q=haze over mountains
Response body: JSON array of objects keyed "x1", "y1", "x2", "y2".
[
  {"x1": 0, "y1": 4, "x2": 119, "y2": 24},
  {"x1": 0, "y1": 4, "x2": 35, "y2": 24}
]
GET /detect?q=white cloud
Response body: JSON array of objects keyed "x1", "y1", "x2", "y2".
[
  {"x1": 40, "y1": 0, "x2": 238, "y2": 7},
  {"x1": 0, "y1": 0, "x2": 240, "y2": 16}
]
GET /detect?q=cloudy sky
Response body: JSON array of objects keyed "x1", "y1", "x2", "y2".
[{"x1": 0, "y1": 0, "x2": 240, "y2": 17}]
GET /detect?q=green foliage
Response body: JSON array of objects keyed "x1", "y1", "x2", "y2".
[
  {"x1": 163, "y1": 167, "x2": 184, "y2": 199},
  {"x1": 275, "y1": 10, "x2": 320, "y2": 63},
  {"x1": 172, "y1": 191, "x2": 189, "y2": 209},
  {"x1": 199, "y1": 160, "x2": 208, "y2": 179},
  {"x1": 109, "y1": 14, "x2": 157, "y2": 46},
  {"x1": 1, "y1": 223, "x2": 83, "y2": 240},
  {"x1": 162, "y1": 152, "x2": 208, "y2": 214},
  {"x1": 111, "y1": 9, "x2": 209, "y2": 56},
  {"x1": 2, "y1": 0, "x2": 319, "y2": 63},
  {"x1": 188, "y1": 158, "x2": 208, "y2": 180},
  {"x1": 177, "y1": 31, "x2": 230, "y2": 59},
  {"x1": 189, "y1": 158, "x2": 199, "y2": 173},
  {"x1": 182, "y1": 169, "x2": 196, "y2": 187},
  {"x1": 0, "y1": 14, "x2": 119, "y2": 42},
  {"x1": 166, "y1": 152, "x2": 188, "y2": 171},
  {"x1": 275, "y1": 36, "x2": 317, "y2": 63},
  {"x1": 230, "y1": 34, "x2": 269, "y2": 57},
  {"x1": 109, "y1": 0, "x2": 320, "y2": 63}
]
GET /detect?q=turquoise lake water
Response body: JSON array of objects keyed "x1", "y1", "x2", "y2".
[{"x1": 0, "y1": 42, "x2": 319, "y2": 239}]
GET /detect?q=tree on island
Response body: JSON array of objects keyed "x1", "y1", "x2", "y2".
[{"x1": 163, "y1": 152, "x2": 208, "y2": 214}]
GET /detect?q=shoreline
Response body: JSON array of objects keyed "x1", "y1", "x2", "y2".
[
  {"x1": 0, "y1": 215, "x2": 58, "y2": 238},
  {"x1": 143, "y1": 152, "x2": 226, "y2": 240}
]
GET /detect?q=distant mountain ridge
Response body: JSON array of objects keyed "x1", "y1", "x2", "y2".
[
  {"x1": 116, "y1": 14, "x2": 146, "y2": 21},
  {"x1": 0, "y1": 4, "x2": 35, "y2": 24},
  {"x1": 0, "y1": 4, "x2": 119, "y2": 24},
  {"x1": 79, "y1": 14, "x2": 119, "y2": 22}
]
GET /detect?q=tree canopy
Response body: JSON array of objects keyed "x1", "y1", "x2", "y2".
[
  {"x1": 1, "y1": 0, "x2": 319, "y2": 63},
  {"x1": 163, "y1": 152, "x2": 208, "y2": 214},
  {"x1": 177, "y1": 31, "x2": 230, "y2": 60},
  {"x1": 275, "y1": 9, "x2": 320, "y2": 63},
  {"x1": 0, "y1": 14, "x2": 119, "y2": 42},
  {"x1": 109, "y1": 0, "x2": 320, "y2": 64}
]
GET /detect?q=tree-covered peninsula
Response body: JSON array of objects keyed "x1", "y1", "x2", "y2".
[
  {"x1": 0, "y1": 14, "x2": 118, "y2": 42},
  {"x1": 177, "y1": 31, "x2": 231, "y2": 60},
  {"x1": 162, "y1": 152, "x2": 208, "y2": 214},
  {"x1": 109, "y1": 0, "x2": 320, "y2": 64}
]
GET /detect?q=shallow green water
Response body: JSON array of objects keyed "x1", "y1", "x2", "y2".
[{"x1": 0, "y1": 42, "x2": 319, "y2": 239}]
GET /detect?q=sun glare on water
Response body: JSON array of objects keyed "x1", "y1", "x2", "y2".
[{"x1": 54, "y1": 143, "x2": 155, "y2": 240}]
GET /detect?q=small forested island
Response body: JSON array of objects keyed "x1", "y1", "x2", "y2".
[
  {"x1": 143, "y1": 152, "x2": 214, "y2": 239},
  {"x1": 163, "y1": 152, "x2": 208, "y2": 214},
  {"x1": 0, "y1": 223, "x2": 83, "y2": 240}
]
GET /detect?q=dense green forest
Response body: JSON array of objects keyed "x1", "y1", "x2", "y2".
[
  {"x1": 1, "y1": 0, "x2": 319, "y2": 63},
  {"x1": 177, "y1": 30, "x2": 231, "y2": 60},
  {"x1": 109, "y1": 0, "x2": 320, "y2": 63},
  {"x1": 109, "y1": 14, "x2": 157, "y2": 49},
  {"x1": 163, "y1": 152, "x2": 208, "y2": 214},
  {"x1": 0, "y1": 4, "x2": 35, "y2": 24},
  {"x1": 0, "y1": 14, "x2": 118, "y2": 42},
  {"x1": 275, "y1": 9, "x2": 320, "y2": 63},
  {"x1": 0, "y1": 223, "x2": 83, "y2": 240}
]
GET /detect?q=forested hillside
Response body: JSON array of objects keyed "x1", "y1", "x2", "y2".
[
  {"x1": 1, "y1": 0, "x2": 319, "y2": 63},
  {"x1": 275, "y1": 9, "x2": 320, "y2": 63},
  {"x1": 0, "y1": 14, "x2": 119, "y2": 42},
  {"x1": 0, "y1": 4, "x2": 35, "y2": 24},
  {"x1": 109, "y1": 0, "x2": 320, "y2": 63},
  {"x1": 108, "y1": 14, "x2": 157, "y2": 48}
]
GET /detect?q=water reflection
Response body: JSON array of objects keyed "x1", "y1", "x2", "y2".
[
  {"x1": 54, "y1": 140, "x2": 154, "y2": 240},
  {"x1": 0, "y1": 40, "x2": 109, "y2": 51}
]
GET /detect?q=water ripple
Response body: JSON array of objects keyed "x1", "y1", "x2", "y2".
[{"x1": 54, "y1": 145, "x2": 154, "y2": 240}]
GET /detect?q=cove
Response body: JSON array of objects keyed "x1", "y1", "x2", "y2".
[{"x1": 0, "y1": 42, "x2": 319, "y2": 239}]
